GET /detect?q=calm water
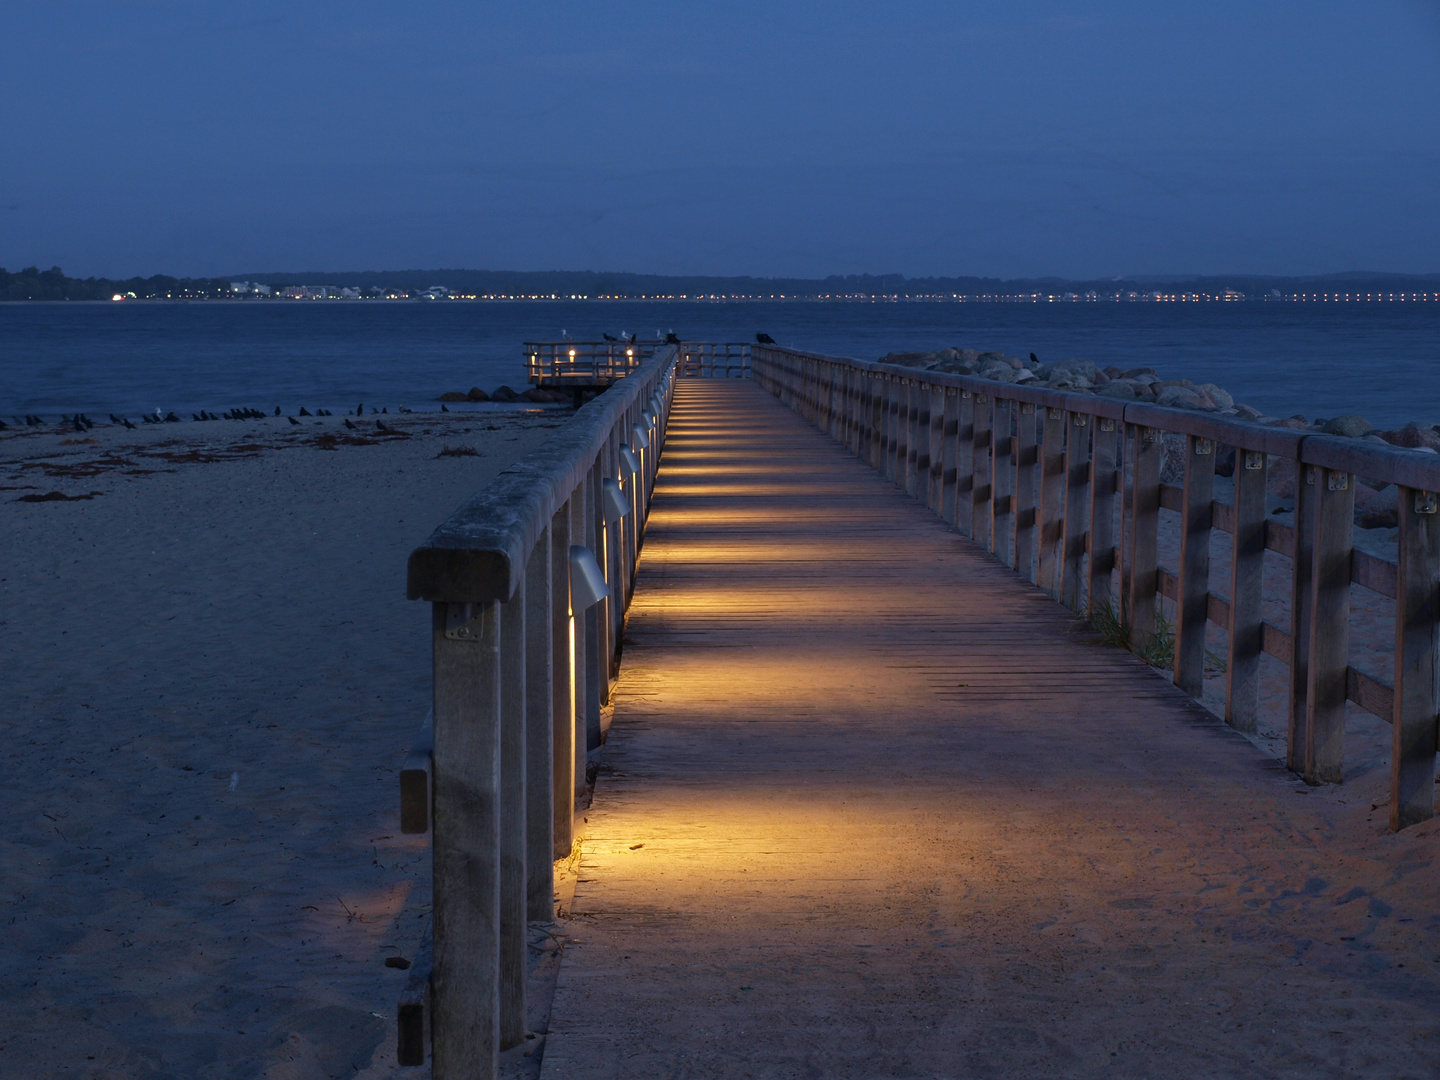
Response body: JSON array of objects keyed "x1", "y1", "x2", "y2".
[{"x1": 1, "y1": 300, "x2": 1436, "y2": 427}]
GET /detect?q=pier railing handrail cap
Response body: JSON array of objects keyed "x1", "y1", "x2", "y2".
[{"x1": 407, "y1": 345, "x2": 677, "y2": 604}]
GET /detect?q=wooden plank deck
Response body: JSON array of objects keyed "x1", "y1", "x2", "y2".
[{"x1": 540, "y1": 379, "x2": 1440, "y2": 1079}]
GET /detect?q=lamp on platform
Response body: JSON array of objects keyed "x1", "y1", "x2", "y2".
[
  {"x1": 631, "y1": 423, "x2": 649, "y2": 449},
  {"x1": 568, "y1": 545, "x2": 609, "y2": 610},
  {"x1": 620, "y1": 445, "x2": 640, "y2": 477},
  {"x1": 602, "y1": 478, "x2": 630, "y2": 523}
]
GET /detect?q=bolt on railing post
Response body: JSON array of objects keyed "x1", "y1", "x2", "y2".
[
  {"x1": 1304, "y1": 467, "x2": 1355, "y2": 783},
  {"x1": 1225, "y1": 450, "x2": 1268, "y2": 733},
  {"x1": 1391, "y1": 487, "x2": 1440, "y2": 829},
  {"x1": 430, "y1": 599, "x2": 502, "y2": 1080}
]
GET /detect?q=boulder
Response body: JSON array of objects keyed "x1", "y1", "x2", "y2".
[
  {"x1": 1233, "y1": 403, "x2": 1264, "y2": 420},
  {"x1": 1376, "y1": 424, "x2": 1440, "y2": 450},
  {"x1": 490, "y1": 385, "x2": 520, "y2": 402},
  {"x1": 1098, "y1": 381, "x2": 1137, "y2": 399},
  {"x1": 438, "y1": 391, "x2": 469, "y2": 402},
  {"x1": 1268, "y1": 457, "x2": 1298, "y2": 498},
  {"x1": 1357, "y1": 485, "x2": 1399, "y2": 529},
  {"x1": 467, "y1": 386, "x2": 489, "y2": 402},
  {"x1": 1320, "y1": 414, "x2": 1372, "y2": 438},
  {"x1": 1120, "y1": 367, "x2": 1157, "y2": 379},
  {"x1": 979, "y1": 361, "x2": 1017, "y2": 383},
  {"x1": 1103, "y1": 366, "x2": 1125, "y2": 379},
  {"x1": 1197, "y1": 383, "x2": 1233, "y2": 410},
  {"x1": 1155, "y1": 385, "x2": 1204, "y2": 409},
  {"x1": 521, "y1": 387, "x2": 569, "y2": 403},
  {"x1": 1266, "y1": 417, "x2": 1309, "y2": 431}
]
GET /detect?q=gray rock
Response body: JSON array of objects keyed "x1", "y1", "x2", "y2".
[
  {"x1": 1233, "y1": 403, "x2": 1264, "y2": 420},
  {"x1": 979, "y1": 362, "x2": 1017, "y2": 383},
  {"x1": 1376, "y1": 424, "x2": 1440, "y2": 450},
  {"x1": 1197, "y1": 383, "x2": 1234, "y2": 410},
  {"x1": 1156, "y1": 385, "x2": 1204, "y2": 409},
  {"x1": 1321, "y1": 414, "x2": 1373, "y2": 438},
  {"x1": 1098, "y1": 382, "x2": 1137, "y2": 399}
]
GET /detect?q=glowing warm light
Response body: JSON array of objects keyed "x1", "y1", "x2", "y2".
[{"x1": 111, "y1": 293, "x2": 125, "y2": 301}]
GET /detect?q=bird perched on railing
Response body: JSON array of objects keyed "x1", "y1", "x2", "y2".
[
  {"x1": 756, "y1": 333, "x2": 775, "y2": 344},
  {"x1": 665, "y1": 332, "x2": 680, "y2": 345},
  {"x1": 603, "y1": 333, "x2": 618, "y2": 342}
]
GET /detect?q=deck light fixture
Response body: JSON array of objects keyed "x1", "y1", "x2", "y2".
[
  {"x1": 631, "y1": 423, "x2": 650, "y2": 449},
  {"x1": 620, "y1": 445, "x2": 640, "y2": 476},
  {"x1": 568, "y1": 545, "x2": 609, "y2": 610},
  {"x1": 602, "y1": 478, "x2": 630, "y2": 523}
]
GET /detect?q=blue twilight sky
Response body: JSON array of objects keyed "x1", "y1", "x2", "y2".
[{"x1": 2, "y1": 2, "x2": 1438, "y2": 280}]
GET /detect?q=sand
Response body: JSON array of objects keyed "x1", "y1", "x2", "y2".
[{"x1": 0, "y1": 408, "x2": 564, "y2": 1078}]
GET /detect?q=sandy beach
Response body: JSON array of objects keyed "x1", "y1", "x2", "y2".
[{"x1": 0, "y1": 408, "x2": 568, "y2": 1078}]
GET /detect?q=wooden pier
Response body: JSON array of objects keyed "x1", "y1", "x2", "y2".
[{"x1": 404, "y1": 345, "x2": 1440, "y2": 1077}]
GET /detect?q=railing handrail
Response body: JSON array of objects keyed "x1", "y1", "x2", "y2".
[{"x1": 409, "y1": 345, "x2": 679, "y2": 603}]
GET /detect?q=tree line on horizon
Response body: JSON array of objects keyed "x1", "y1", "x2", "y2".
[{"x1": 3, "y1": 264, "x2": 1439, "y2": 301}]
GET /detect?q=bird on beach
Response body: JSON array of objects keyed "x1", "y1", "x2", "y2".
[
  {"x1": 109, "y1": 413, "x2": 121, "y2": 424},
  {"x1": 355, "y1": 403, "x2": 363, "y2": 416},
  {"x1": 73, "y1": 417, "x2": 86, "y2": 433},
  {"x1": 193, "y1": 413, "x2": 202, "y2": 421},
  {"x1": 344, "y1": 418, "x2": 357, "y2": 430},
  {"x1": 298, "y1": 407, "x2": 311, "y2": 416},
  {"x1": 122, "y1": 418, "x2": 136, "y2": 429},
  {"x1": 756, "y1": 332, "x2": 775, "y2": 344},
  {"x1": 274, "y1": 406, "x2": 281, "y2": 416},
  {"x1": 441, "y1": 404, "x2": 449, "y2": 412},
  {"x1": 376, "y1": 419, "x2": 388, "y2": 431},
  {"x1": 288, "y1": 416, "x2": 300, "y2": 425}
]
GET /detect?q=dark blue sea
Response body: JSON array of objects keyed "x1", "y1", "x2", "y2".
[{"x1": 1, "y1": 300, "x2": 1436, "y2": 428}]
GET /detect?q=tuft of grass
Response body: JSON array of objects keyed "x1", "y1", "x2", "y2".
[
  {"x1": 436, "y1": 444, "x2": 479, "y2": 458},
  {"x1": 1083, "y1": 598, "x2": 1175, "y2": 670}
]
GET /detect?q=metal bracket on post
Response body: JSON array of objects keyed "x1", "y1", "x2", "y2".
[
  {"x1": 445, "y1": 602, "x2": 484, "y2": 641},
  {"x1": 1417, "y1": 491, "x2": 1439, "y2": 515},
  {"x1": 1244, "y1": 450, "x2": 1264, "y2": 470},
  {"x1": 1328, "y1": 471, "x2": 1350, "y2": 491},
  {"x1": 1195, "y1": 438, "x2": 1213, "y2": 456}
]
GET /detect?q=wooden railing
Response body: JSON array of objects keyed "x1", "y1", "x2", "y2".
[
  {"x1": 524, "y1": 340, "x2": 661, "y2": 386},
  {"x1": 752, "y1": 345, "x2": 1440, "y2": 831},
  {"x1": 398, "y1": 345, "x2": 677, "y2": 1075},
  {"x1": 679, "y1": 341, "x2": 751, "y2": 378},
  {"x1": 525, "y1": 340, "x2": 750, "y2": 386}
]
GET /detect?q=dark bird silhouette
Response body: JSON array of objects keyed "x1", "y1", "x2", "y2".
[
  {"x1": 381, "y1": 407, "x2": 387, "y2": 413},
  {"x1": 1030, "y1": 352, "x2": 1039, "y2": 365},
  {"x1": 376, "y1": 420, "x2": 388, "y2": 431},
  {"x1": 164, "y1": 413, "x2": 179, "y2": 423},
  {"x1": 288, "y1": 416, "x2": 301, "y2": 425},
  {"x1": 344, "y1": 418, "x2": 357, "y2": 430},
  {"x1": 110, "y1": 413, "x2": 121, "y2": 424},
  {"x1": 193, "y1": 413, "x2": 202, "y2": 421},
  {"x1": 441, "y1": 404, "x2": 449, "y2": 412},
  {"x1": 355, "y1": 403, "x2": 363, "y2": 416},
  {"x1": 123, "y1": 418, "x2": 136, "y2": 429},
  {"x1": 274, "y1": 406, "x2": 281, "y2": 416},
  {"x1": 755, "y1": 332, "x2": 775, "y2": 344},
  {"x1": 603, "y1": 333, "x2": 617, "y2": 341},
  {"x1": 298, "y1": 407, "x2": 311, "y2": 416},
  {"x1": 0, "y1": 418, "x2": 7, "y2": 430},
  {"x1": 665, "y1": 332, "x2": 681, "y2": 345},
  {"x1": 73, "y1": 417, "x2": 86, "y2": 432}
]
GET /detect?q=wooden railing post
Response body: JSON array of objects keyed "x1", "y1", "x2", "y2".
[
  {"x1": 941, "y1": 389, "x2": 960, "y2": 523},
  {"x1": 1287, "y1": 466, "x2": 1318, "y2": 774},
  {"x1": 869, "y1": 374, "x2": 884, "y2": 470},
  {"x1": 992, "y1": 398, "x2": 1014, "y2": 565},
  {"x1": 881, "y1": 377, "x2": 896, "y2": 483},
  {"x1": 1175, "y1": 435, "x2": 1216, "y2": 697},
  {"x1": 1015, "y1": 402, "x2": 1038, "y2": 582},
  {"x1": 1304, "y1": 467, "x2": 1355, "y2": 783},
  {"x1": 971, "y1": 394, "x2": 992, "y2": 549},
  {"x1": 1225, "y1": 450, "x2": 1267, "y2": 732},
  {"x1": 1392, "y1": 487, "x2": 1440, "y2": 829},
  {"x1": 908, "y1": 381, "x2": 924, "y2": 497},
  {"x1": 1088, "y1": 418, "x2": 1119, "y2": 616},
  {"x1": 498, "y1": 577, "x2": 527, "y2": 1051},
  {"x1": 1128, "y1": 427, "x2": 1160, "y2": 651},
  {"x1": 927, "y1": 385, "x2": 944, "y2": 513},
  {"x1": 525, "y1": 527, "x2": 555, "y2": 919},
  {"x1": 955, "y1": 391, "x2": 975, "y2": 536},
  {"x1": 583, "y1": 468, "x2": 603, "y2": 753},
  {"x1": 1038, "y1": 407, "x2": 1066, "y2": 597},
  {"x1": 431, "y1": 599, "x2": 502, "y2": 1079},
  {"x1": 1062, "y1": 413, "x2": 1092, "y2": 611}
]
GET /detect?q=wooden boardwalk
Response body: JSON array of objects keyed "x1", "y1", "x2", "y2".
[{"x1": 540, "y1": 380, "x2": 1440, "y2": 1079}]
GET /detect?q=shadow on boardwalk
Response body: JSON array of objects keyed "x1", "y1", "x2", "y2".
[{"x1": 541, "y1": 380, "x2": 1440, "y2": 1079}]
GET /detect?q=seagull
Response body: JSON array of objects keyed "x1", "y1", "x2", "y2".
[
  {"x1": 288, "y1": 416, "x2": 300, "y2": 425},
  {"x1": 755, "y1": 332, "x2": 775, "y2": 344}
]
